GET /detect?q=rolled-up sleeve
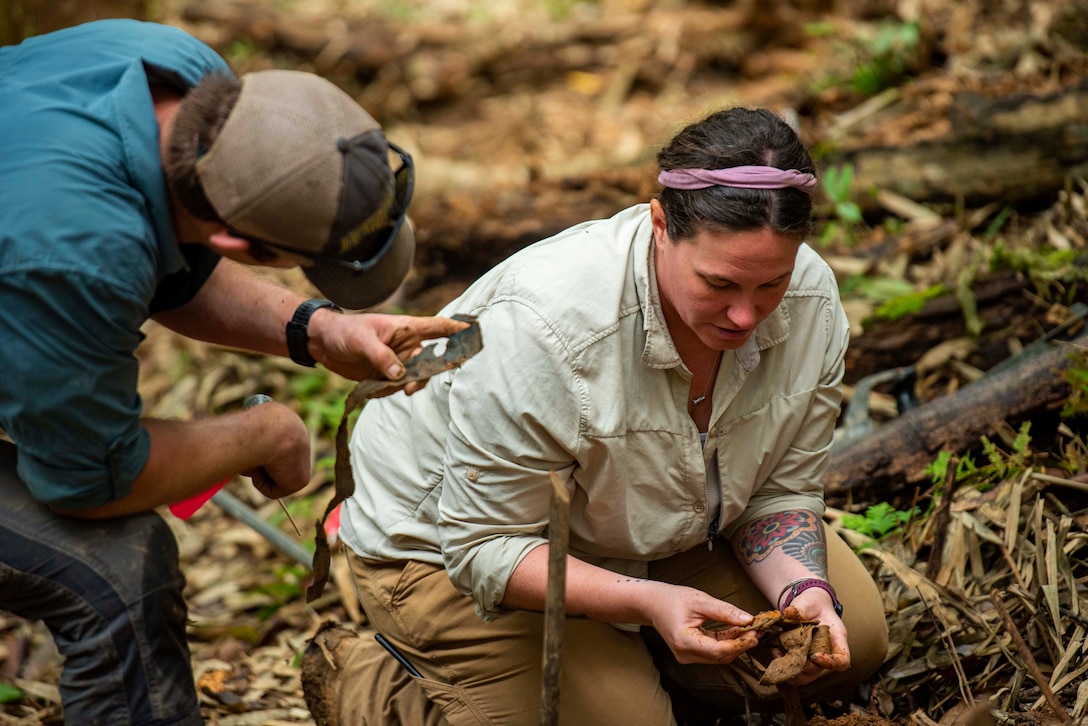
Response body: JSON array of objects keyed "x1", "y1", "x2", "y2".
[{"x1": 438, "y1": 298, "x2": 583, "y2": 619}]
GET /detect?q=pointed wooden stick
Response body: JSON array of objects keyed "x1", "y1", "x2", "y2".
[
  {"x1": 989, "y1": 591, "x2": 1072, "y2": 724},
  {"x1": 540, "y1": 471, "x2": 570, "y2": 726}
]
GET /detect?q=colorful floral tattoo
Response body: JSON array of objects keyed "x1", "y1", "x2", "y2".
[{"x1": 734, "y1": 510, "x2": 828, "y2": 575}]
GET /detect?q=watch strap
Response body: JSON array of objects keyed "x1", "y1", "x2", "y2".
[
  {"x1": 779, "y1": 577, "x2": 843, "y2": 618},
  {"x1": 287, "y1": 299, "x2": 341, "y2": 367}
]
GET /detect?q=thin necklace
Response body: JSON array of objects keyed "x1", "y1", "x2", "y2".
[{"x1": 690, "y1": 351, "x2": 723, "y2": 406}]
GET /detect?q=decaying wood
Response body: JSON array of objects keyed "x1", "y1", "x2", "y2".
[
  {"x1": 841, "y1": 271, "x2": 1055, "y2": 385},
  {"x1": 2, "y1": 0, "x2": 148, "y2": 45},
  {"x1": 760, "y1": 624, "x2": 815, "y2": 685},
  {"x1": 178, "y1": 0, "x2": 761, "y2": 112},
  {"x1": 180, "y1": 0, "x2": 1088, "y2": 268},
  {"x1": 407, "y1": 171, "x2": 654, "y2": 297},
  {"x1": 824, "y1": 331, "x2": 1088, "y2": 505},
  {"x1": 829, "y1": 77, "x2": 1088, "y2": 211},
  {"x1": 171, "y1": 1, "x2": 1088, "y2": 306}
]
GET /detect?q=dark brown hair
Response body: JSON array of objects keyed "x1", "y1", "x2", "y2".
[
  {"x1": 164, "y1": 73, "x2": 241, "y2": 222},
  {"x1": 656, "y1": 108, "x2": 816, "y2": 240}
]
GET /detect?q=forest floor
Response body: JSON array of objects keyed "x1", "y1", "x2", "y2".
[{"x1": 3, "y1": 0, "x2": 1088, "y2": 724}]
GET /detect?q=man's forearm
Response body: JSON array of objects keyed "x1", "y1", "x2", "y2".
[
  {"x1": 53, "y1": 404, "x2": 309, "y2": 519},
  {"x1": 151, "y1": 259, "x2": 303, "y2": 356}
]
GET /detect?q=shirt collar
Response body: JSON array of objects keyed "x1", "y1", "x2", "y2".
[
  {"x1": 635, "y1": 213, "x2": 681, "y2": 371},
  {"x1": 117, "y1": 65, "x2": 188, "y2": 274}
]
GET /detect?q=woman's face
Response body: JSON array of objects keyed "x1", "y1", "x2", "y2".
[{"x1": 650, "y1": 199, "x2": 803, "y2": 352}]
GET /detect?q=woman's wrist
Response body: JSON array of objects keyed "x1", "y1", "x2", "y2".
[{"x1": 778, "y1": 577, "x2": 843, "y2": 617}]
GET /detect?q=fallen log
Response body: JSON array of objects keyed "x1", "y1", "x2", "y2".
[
  {"x1": 842, "y1": 271, "x2": 1042, "y2": 385},
  {"x1": 406, "y1": 171, "x2": 654, "y2": 295},
  {"x1": 2, "y1": 0, "x2": 148, "y2": 45},
  {"x1": 823, "y1": 330, "x2": 1088, "y2": 506},
  {"x1": 178, "y1": 0, "x2": 759, "y2": 114},
  {"x1": 830, "y1": 77, "x2": 1088, "y2": 211},
  {"x1": 175, "y1": 0, "x2": 1088, "y2": 290}
]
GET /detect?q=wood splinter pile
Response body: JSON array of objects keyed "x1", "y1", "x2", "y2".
[{"x1": 745, "y1": 609, "x2": 832, "y2": 685}]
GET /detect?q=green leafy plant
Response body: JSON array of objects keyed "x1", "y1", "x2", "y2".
[
  {"x1": 225, "y1": 37, "x2": 258, "y2": 65},
  {"x1": 841, "y1": 501, "x2": 919, "y2": 540},
  {"x1": 314, "y1": 454, "x2": 338, "y2": 479},
  {"x1": 1062, "y1": 349, "x2": 1088, "y2": 419},
  {"x1": 252, "y1": 563, "x2": 309, "y2": 621},
  {"x1": 990, "y1": 240, "x2": 1088, "y2": 304},
  {"x1": 850, "y1": 20, "x2": 921, "y2": 96},
  {"x1": 806, "y1": 18, "x2": 922, "y2": 98},
  {"x1": 823, "y1": 164, "x2": 863, "y2": 224},
  {"x1": 0, "y1": 682, "x2": 23, "y2": 704},
  {"x1": 839, "y1": 274, "x2": 914, "y2": 301},
  {"x1": 873, "y1": 284, "x2": 946, "y2": 321},
  {"x1": 290, "y1": 370, "x2": 353, "y2": 436},
  {"x1": 839, "y1": 275, "x2": 945, "y2": 328},
  {"x1": 818, "y1": 163, "x2": 865, "y2": 247},
  {"x1": 925, "y1": 449, "x2": 984, "y2": 482},
  {"x1": 924, "y1": 422, "x2": 1034, "y2": 494}
]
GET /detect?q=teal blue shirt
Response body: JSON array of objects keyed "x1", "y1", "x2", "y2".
[{"x1": 0, "y1": 20, "x2": 230, "y2": 507}]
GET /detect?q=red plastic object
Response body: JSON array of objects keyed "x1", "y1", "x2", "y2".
[
  {"x1": 169, "y1": 479, "x2": 230, "y2": 520},
  {"x1": 325, "y1": 502, "x2": 343, "y2": 545}
]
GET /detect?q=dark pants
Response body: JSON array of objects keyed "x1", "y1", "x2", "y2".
[{"x1": 0, "y1": 441, "x2": 202, "y2": 725}]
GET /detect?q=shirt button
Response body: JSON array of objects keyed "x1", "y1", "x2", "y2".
[
  {"x1": 466, "y1": 467, "x2": 480, "y2": 482},
  {"x1": 693, "y1": 502, "x2": 705, "y2": 513}
]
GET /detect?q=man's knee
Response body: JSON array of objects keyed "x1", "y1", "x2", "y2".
[{"x1": 130, "y1": 511, "x2": 186, "y2": 590}]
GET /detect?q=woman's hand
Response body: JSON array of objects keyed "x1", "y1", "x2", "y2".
[
  {"x1": 649, "y1": 585, "x2": 762, "y2": 665},
  {"x1": 777, "y1": 592, "x2": 851, "y2": 686}
]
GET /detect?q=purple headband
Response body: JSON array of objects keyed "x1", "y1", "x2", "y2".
[{"x1": 658, "y1": 166, "x2": 817, "y2": 194}]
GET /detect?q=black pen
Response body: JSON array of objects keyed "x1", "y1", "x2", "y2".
[{"x1": 375, "y1": 632, "x2": 423, "y2": 678}]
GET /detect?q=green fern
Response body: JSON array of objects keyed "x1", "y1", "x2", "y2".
[{"x1": 841, "y1": 502, "x2": 918, "y2": 540}]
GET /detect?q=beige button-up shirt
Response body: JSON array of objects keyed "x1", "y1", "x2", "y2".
[{"x1": 340, "y1": 204, "x2": 849, "y2": 620}]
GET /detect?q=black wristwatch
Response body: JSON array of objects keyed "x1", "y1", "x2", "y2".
[{"x1": 286, "y1": 299, "x2": 342, "y2": 367}]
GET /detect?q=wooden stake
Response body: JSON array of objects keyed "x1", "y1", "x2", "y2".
[
  {"x1": 540, "y1": 471, "x2": 570, "y2": 726},
  {"x1": 989, "y1": 591, "x2": 1073, "y2": 724}
]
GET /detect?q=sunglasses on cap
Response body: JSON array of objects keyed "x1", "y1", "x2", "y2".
[{"x1": 228, "y1": 141, "x2": 415, "y2": 273}]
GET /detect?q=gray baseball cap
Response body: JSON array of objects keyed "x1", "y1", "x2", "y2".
[{"x1": 195, "y1": 69, "x2": 414, "y2": 310}]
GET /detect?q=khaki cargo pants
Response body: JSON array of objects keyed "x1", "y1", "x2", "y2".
[{"x1": 333, "y1": 525, "x2": 888, "y2": 725}]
